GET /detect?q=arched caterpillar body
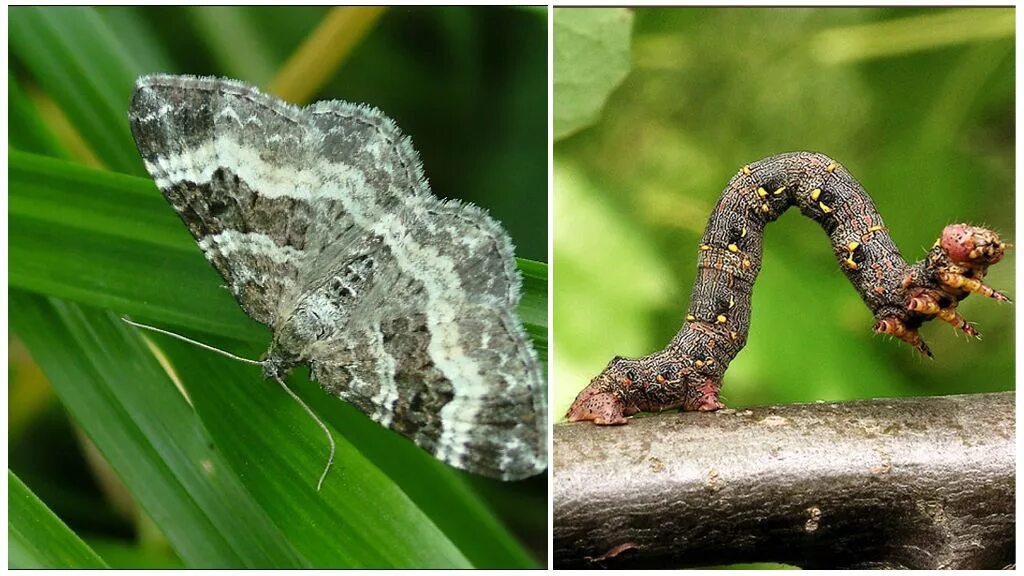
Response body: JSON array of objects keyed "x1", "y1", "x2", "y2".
[{"x1": 567, "y1": 152, "x2": 1010, "y2": 425}]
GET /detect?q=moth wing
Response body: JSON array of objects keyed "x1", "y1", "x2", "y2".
[
  {"x1": 311, "y1": 308, "x2": 546, "y2": 482},
  {"x1": 129, "y1": 74, "x2": 321, "y2": 326},
  {"x1": 292, "y1": 103, "x2": 547, "y2": 479}
]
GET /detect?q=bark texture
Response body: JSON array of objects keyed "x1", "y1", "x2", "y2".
[{"x1": 553, "y1": 392, "x2": 1014, "y2": 569}]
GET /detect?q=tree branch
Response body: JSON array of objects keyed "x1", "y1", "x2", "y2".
[{"x1": 553, "y1": 392, "x2": 1014, "y2": 569}]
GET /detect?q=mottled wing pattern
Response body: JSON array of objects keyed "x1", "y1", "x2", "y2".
[
  {"x1": 295, "y1": 102, "x2": 546, "y2": 480},
  {"x1": 128, "y1": 75, "x2": 547, "y2": 481},
  {"x1": 129, "y1": 75, "x2": 317, "y2": 325}
]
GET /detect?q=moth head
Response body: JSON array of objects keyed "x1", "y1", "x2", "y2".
[
  {"x1": 939, "y1": 224, "x2": 1009, "y2": 268},
  {"x1": 274, "y1": 300, "x2": 340, "y2": 353},
  {"x1": 261, "y1": 355, "x2": 296, "y2": 380}
]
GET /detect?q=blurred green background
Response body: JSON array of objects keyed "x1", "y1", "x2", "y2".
[
  {"x1": 10, "y1": 6, "x2": 546, "y2": 569},
  {"x1": 554, "y1": 7, "x2": 1014, "y2": 419}
]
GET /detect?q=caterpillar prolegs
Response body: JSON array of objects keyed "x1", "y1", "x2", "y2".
[{"x1": 567, "y1": 151, "x2": 1011, "y2": 425}]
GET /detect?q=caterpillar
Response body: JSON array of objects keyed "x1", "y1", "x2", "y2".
[{"x1": 567, "y1": 151, "x2": 1011, "y2": 425}]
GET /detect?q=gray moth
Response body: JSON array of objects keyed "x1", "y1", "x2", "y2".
[{"x1": 127, "y1": 74, "x2": 547, "y2": 481}]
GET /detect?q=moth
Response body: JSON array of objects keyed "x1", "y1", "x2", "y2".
[
  {"x1": 127, "y1": 74, "x2": 547, "y2": 484},
  {"x1": 568, "y1": 151, "x2": 1011, "y2": 425}
]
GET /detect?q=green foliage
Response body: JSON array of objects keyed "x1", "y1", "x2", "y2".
[
  {"x1": 554, "y1": 7, "x2": 1014, "y2": 418},
  {"x1": 9, "y1": 6, "x2": 546, "y2": 568},
  {"x1": 553, "y1": 8, "x2": 634, "y2": 140},
  {"x1": 9, "y1": 470, "x2": 108, "y2": 568}
]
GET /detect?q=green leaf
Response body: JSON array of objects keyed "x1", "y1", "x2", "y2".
[
  {"x1": 8, "y1": 469, "x2": 109, "y2": 568},
  {"x1": 553, "y1": 8, "x2": 633, "y2": 140}
]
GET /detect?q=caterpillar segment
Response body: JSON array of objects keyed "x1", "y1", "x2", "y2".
[{"x1": 567, "y1": 152, "x2": 1011, "y2": 425}]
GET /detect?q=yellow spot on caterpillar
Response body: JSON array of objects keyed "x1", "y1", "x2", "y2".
[
  {"x1": 933, "y1": 238, "x2": 941, "y2": 248},
  {"x1": 761, "y1": 203, "x2": 770, "y2": 214},
  {"x1": 742, "y1": 258, "x2": 751, "y2": 269},
  {"x1": 700, "y1": 244, "x2": 711, "y2": 251},
  {"x1": 845, "y1": 258, "x2": 858, "y2": 270},
  {"x1": 729, "y1": 296, "x2": 735, "y2": 309},
  {"x1": 695, "y1": 360, "x2": 705, "y2": 368},
  {"x1": 773, "y1": 186, "x2": 786, "y2": 196},
  {"x1": 809, "y1": 188, "x2": 821, "y2": 201},
  {"x1": 716, "y1": 314, "x2": 727, "y2": 324},
  {"x1": 868, "y1": 225, "x2": 883, "y2": 233},
  {"x1": 826, "y1": 162, "x2": 838, "y2": 173},
  {"x1": 686, "y1": 314, "x2": 696, "y2": 321},
  {"x1": 741, "y1": 225, "x2": 748, "y2": 238},
  {"x1": 756, "y1": 186, "x2": 768, "y2": 198},
  {"x1": 819, "y1": 201, "x2": 832, "y2": 214},
  {"x1": 730, "y1": 331, "x2": 739, "y2": 341},
  {"x1": 727, "y1": 243, "x2": 739, "y2": 253},
  {"x1": 847, "y1": 241, "x2": 860, "y2": 252},
  {"x1": 742, "y1": 165, "x2": 752, "y2": 175}
]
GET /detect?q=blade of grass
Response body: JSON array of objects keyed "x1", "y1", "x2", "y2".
[
  {"x1": 268, "y1": 6, "x2": 387, "y2": 103},
  {"x1": 84, "y1": 538, "x2": 185, "y2": 569},
  {"x1": 9, "y1": 469, "x2": 109, "y2": 568},
  {"x1": 155, "y1": 337, "x2": 474, "y2": 567},
  {"x1": 811, "y1": 8, "x2": 1014, "y2": 64},
  {"x1": 184, "y1": 7, "x2": 280, "y2": 85},
  {"x1": 10, "y1": 292, "x2": 307, "y2": 567},
  {"x1": 9, "y1": 74, "x2": 70, "y2": 159},
  {"x1": 9, "y1": 6, "x2": 165, "y2": 174},
  {"x1": 94, "y1": 7, "x2": 177, "y2": 78}
]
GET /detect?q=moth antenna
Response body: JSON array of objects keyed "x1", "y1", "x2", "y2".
[
  {"x1": 273, "y1": 374, "x2": 335, "y2": 492},
  {"x1": 121, "y1": 317, "x2": 263, "y2": 366},
  {"x1": 123, "y1": 317, "x2": 336, "y2": 491}
]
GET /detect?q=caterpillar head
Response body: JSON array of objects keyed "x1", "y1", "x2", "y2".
[{"x1": 940, "y1": 224, "x2": 1010, "y2": 268}]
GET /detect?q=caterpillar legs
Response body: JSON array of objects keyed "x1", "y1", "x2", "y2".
[
  {"x1": 873, "y1": 317, "x2": 933, "y2": 358},
  {"x1": 565, "y1": 389, "x2": 629, "y2": 425},
  {"x1": 937, "y1": 271, "x2": 1011, "y2": 303},
  {"x1": 566, "y1": 355, "x2": 724, "y2": 425},
  {"x1": 907, "y1": 289, "x2": 980, "y2": 338}
]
